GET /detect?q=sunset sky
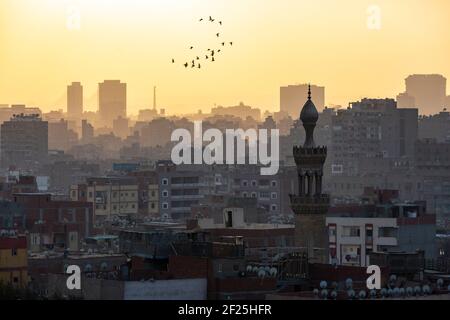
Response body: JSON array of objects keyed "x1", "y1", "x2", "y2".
[{"x1": 1, "y1": 0, "x2": 449, "y2": 115}]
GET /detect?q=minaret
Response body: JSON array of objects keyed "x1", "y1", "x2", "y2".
[{"x1": 290, "y1": 84, "x2": 330, "y2": 263}]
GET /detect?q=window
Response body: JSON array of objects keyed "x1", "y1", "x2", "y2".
[
  {"x1": 251, "y1": 180, "x2": 257, "y2": 187},
  {"x1": 11, "y1": 248, "x2": 18, "y2": 256},
  {"x1": 378, "y1": 227, "x2": 397, "y2": 238},
  {"x1": 329, "y1": 228, "x2": 336, "y2": 237},
  {"x1": 271, "y1": 180, "x2": 277, "y2": 187},
  {"x1": 151, "y1": 202, "x2": 155, "y2": 209},
  {"x1": 259, "y1": 192, "x2": 270, "y2": 199},
  {"x1": 162, "y1": 178, "x2": 169, "y2": 185},
  {"x1": 151, "y1": 190, "x2": 156, "y2": 197},
  {"x1": 342, "y1": 226, "x2": 360, "y2": 237},
  {"x1": 242, "y1": 192, "x2": 248, "y2": 198},
  {"x1": 162, "y1": 202, "x2": 169, "y2": 209},
  {"x1": 113, "y1": 192, "x2": 117, "y2": 198},
  {"x1": 271, "y1": 192, "x2": 277, "y2": 199},
  {"x1": 271, "y1": 204, "x2": 277, "y2": 211},
  {"x1": 162, "y1": 190, "x2": 169, "y2": 197},
  {"x1": 251, "y1": 192, "x2": 257, "y2": 198},
  {"x1": 242, "y1": 180, "x2": 248, "y2": 187}
]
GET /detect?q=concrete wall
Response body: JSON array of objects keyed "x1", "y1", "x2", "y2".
[{"x1": 123, "y1": 278, "x2": 207, "y2": 300}]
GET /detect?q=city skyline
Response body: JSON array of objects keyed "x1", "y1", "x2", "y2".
[{"x1": 1, "y1": 0, "x2": 450, "y2": 114}]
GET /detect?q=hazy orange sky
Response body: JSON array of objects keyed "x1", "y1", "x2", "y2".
[{"x1": 1, "y1": 0, "x2": 449, "y2": 115}]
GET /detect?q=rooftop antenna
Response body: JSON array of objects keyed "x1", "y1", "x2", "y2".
[{"x1": 153, "y1": 86, "x2": 157, "y2": 111}]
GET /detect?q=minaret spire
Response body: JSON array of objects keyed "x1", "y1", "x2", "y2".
[{"x1": 308, "y1": 83, "x2": 311, "y2": 100}]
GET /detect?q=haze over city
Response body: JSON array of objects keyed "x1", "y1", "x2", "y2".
[{"x1": 1, "y1": 0, "x2": 450, "y2": 114}]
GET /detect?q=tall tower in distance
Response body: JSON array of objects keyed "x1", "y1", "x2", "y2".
[
  {"x1": 290, "y1": 85, "x2": 330, "y2": 263},
  {"x1": 67, "y1": 82, "x2": 83, "y2": 119},
  {"x1": 98, "y1": 80, "x2": 127, "y2": 127},
  {"x1": 153, "y1": 86, "x2": 157, "y2": 111}
]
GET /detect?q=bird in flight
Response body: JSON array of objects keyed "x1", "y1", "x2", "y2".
[
  {"x1": 172, "y1": 59, "x2": 175, "y2": 63},
  {"x1": 205, "y1": 55, "x2": 209, "y2": 59},
  {"x1": 229, "y1": 42, "x2": 233, "y2": 46},
  {"x1": 190, "y1": 46, "x2": 194, "y2": 49},
  {"x1": 219, "y1": 21, "x2": 222, "y2": 25},
  {"x1": 216, "y1": 33, "x2": 220, "y2": 37},
  {"x1": 209, "y1": 16, "x2": 214, "y2": 22},
  {"x1": 221, "y1": 42, "x2": 225, "y2": 46},
  {"x1": 217, "y1": 49, "x2": 221, "y2": 53},
  {"x1": 199, "y1": 18, "x2": 203, "y2": 22},
  {"x1": 211, "y1": 50, "x2": 215, "y2": 57},
  {"x1": 198, "y1": 63, "x2": 201, "y2": 69},
  {"x1": 196, "y1": 56, "x2": 200, "y2": 60},
  {"x1": 184, "y1": 63, "x2": 188, "y2": 68},
  {"x1": 212, "y1": 57, "x2": 215, "y2": 62}
]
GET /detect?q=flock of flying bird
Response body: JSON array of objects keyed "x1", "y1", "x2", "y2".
[{"x1": 171, "y1": 16, "x2": 233, "y2": 69}]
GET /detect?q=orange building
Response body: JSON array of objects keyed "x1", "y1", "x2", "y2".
[{"x1": 0, "y1": 233, "x2": 28, "y2": 287}]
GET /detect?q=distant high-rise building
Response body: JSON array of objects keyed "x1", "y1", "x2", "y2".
[
  {"x1": 404, "y1": 74, "x2": 447, "y2": 113},
  {"x1": 67, "y1": 82, "x2": 83, "y2": 119},
  {"x1": 113, "y1": 116, "x2": 130, "y2": 139},
  {"x1": 81, "y1": 119, "x2": 94, "y2": 144},
  {"x1": 1, "y1": 114, "x2": 48, "y2": 169},
  {"x1": 280, "y1": 84, "x2": 325, "y2": 118},
  {"x1": 396, "y1": 92, "x2": 416, "y2": 108},
  {"x1": 98, "y1": 80, "x2": 127, "y2": 127}
]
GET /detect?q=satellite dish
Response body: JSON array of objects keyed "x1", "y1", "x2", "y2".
[
  {"x1": 406, "y1": 287, "x2": 413, "y2": 296},
  {"x1": 347, "y1": 289, "x2": 355, "y2": 299},
  {"x1": 414, "y1": 286, "x2": 421, "y2": 296},
  {"x1": 345, "y1": 278, "x2": 353, "y2": 289},
  {"x1": 257, "y1": 270, "x2": 266, "y2": 278},
  {"x1": 321, "y1": 289, "x2": 328, "y2": 299},
  {"x1": 269, "y1": 267, "x2": 277, "y2": 277},
  {"x1": 330, "y1": 290, "x2": 338, "y2": 300},
  {"x1": 320, "y1": 281, "x2": 327, "y2": 289},
  {"x1": 313, "y1": 289, "x2": 319, "y2": 297},
  {"x1": 422, "y1": 285, "x2": 431, "y2": 295},
  {"x1": 387, "y1": 288, "x2": 394, "y2": 297},
  {"x1": 252, "y1": 266, "x2": 259, "y2": 273},
  {"x1": 359, "y1": 290, "x2": 367, "y2": 300},
  {"x1": 246, "y1": 265, "x2": 253, "y2": 273}
]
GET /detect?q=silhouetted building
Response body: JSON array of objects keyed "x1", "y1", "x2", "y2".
[
  {"x1": 290, "y1": 86, "x2": 330, "y2": 263},
  {"x1": 113, "y1": 116, "x2": 130, "y2": 139},
  {"x1": 81, "y1": 119, "x2": 94, "y2": 144},
  {"x1": 329, "y1": 99, "x2": 417, "y2": 177},
  {"x1": 1, "y1": 114, "x2": 48, "y2": 169},
  {"x1": 404, "y1": 74, "x2": 447, "y2": 114},
  {"x1": 67, "y1": 82, "x2": 83, "y2": 119},
  {"x1": 281, "y1": 84, "x2": 325, "y2": 119},
  {"x1": 99, "y1": 80, "x2": 127, "y2": 127},
  {"x1": 48, "y1": 119, "x2": 78, "y2": 151}
]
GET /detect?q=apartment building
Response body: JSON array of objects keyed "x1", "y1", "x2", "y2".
[
  {"x1": 71, "y1": 177, "x2": 138, "y2": 221},
  {"x1": 326, "y1": 202, "x2": 436, "y2": 267},
  {"x1": 0, "y1": 232, "x2": 28, "y2": 287}
]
